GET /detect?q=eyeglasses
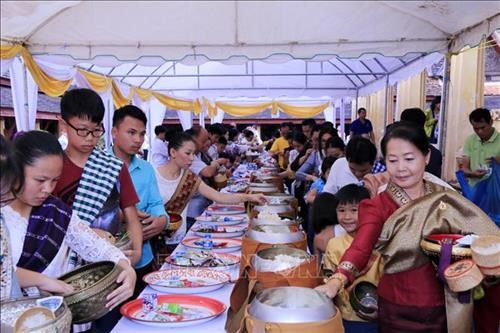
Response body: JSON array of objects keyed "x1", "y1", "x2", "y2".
[{"x1": 65, "y1": 120, "x2": 105, "y2": 138}]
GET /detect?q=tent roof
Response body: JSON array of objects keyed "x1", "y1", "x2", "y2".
[{"x1": 2, "y1": 1, "x2": 498, "y2": 62}]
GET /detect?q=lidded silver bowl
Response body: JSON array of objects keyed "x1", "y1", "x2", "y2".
[{"x1": 248, "y1": 287, "x2": 336, "y2": 323}]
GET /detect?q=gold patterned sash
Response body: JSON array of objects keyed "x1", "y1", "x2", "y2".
[{"x1": 164, "y1": 169, "x2": 202, "y2": 215}]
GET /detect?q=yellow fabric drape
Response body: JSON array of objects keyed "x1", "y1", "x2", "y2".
[
  {"x1": 20, "y1": 48, "x2": 72, "y2": 97},
  {"x1": 77, "y1": 69, "x2": 112, "y2": 93},
  {"x1": 277, "y1": 101, "x2": 330, "y2": 118},
  {"x1": 215, "y1": 101, "x2": 273, "y2": 117},
  {"x1": 368, "y1": 88, "x2": 390, "y2": 145},
  {"x1": 443, "y1": 42, "x2": 485, "y2": 181},
  {"x1": 153, "y1": 92, "x2": 202, "y2": 115},
  {"x1": 203, "y1": 97, "x2": 218, "y2": 117},
  {"x1": 0, "y1": 44, "x2": 23, "y2": 59},
  {"x1": 112, "y1": 80, "x2": 132, "y2": 108},
  {"x1": 133, "y1": 87, "x2": 153, "y2": 101},
  {"x1": 396, "y1": 71, "x2": 426, "y2": 119}
]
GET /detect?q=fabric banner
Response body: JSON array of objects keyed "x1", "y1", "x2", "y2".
[
  {"x1": 10, "y1": 57, "x2": 29, "y2": 131},
  {"x1": 395, "y1": 71, "x2": 426, "y2": 120},
  {"x1": 176, "y1": 110, "x2": 193, "y2": 130},
  {"x1": 442, "y1": 43, "x2": 485, "y2": 181}
]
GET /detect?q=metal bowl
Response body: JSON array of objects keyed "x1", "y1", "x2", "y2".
[
  {"x1": 252, "y1": 247, "x2": 311, "y2": 272},
  {"x1": 248, "y1": 287, "x2": 336, "y2": 323},
  {"x1": 254, "y1": 204, "x2": 293, "y2": 214},
  {"x1": 58, "y1": 261, "x2": 122, "y2": 324},
  {"x1": 1, "y1": 295, "x2": 72, "y2": 333},
  {"x1": 349, "y1": 281, "x2": 378, "y2": 314},
  {"x1": 246, "y1": 224, "x2": 305, "y2": 244},
  {"x1": 264, "y1": 194, "x2": 294, "y2": 205}
]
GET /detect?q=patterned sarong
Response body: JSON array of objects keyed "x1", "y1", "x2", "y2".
[{"x1": 165, "y1": 169, "x2": 201, "y2": 215}]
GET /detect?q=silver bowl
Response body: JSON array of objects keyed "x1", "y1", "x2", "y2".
[
  {"x1": 252, "y1": 247, "x2": 312, "y2": 272},
  {"x1": 246, "y1": 224, "x2": 305, "y2": 244},
  {"x1": 254, "y1": 204, "x2": 293, "y2": 214},
  {"x1": 1, "y1": 295, "x2": 72, "y2": 333},
  {"x1": 248, "y1": 287, "x2": 336, "y2": 323}
]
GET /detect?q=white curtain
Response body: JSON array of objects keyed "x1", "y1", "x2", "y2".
[
  {"x1": 199, "y1": 110, "x2": 206, "y2": 128},
  {"x1": 339, "y1": 98, "x2": 346, "y2": 141},
  {"x1": 10, "y1": 57, "x2": 29, "y2": 132},
  {"x1": 100, "y1": 91, "x2": 113, "y2": 148},
  {"x1": 176, "y1": 110, "x2": 193, "y2": 130},
  {"x1": 149, "y1": 98, "x2": 167, "y2": 151},
  {"x1": 210, "y1": 108, "x2": 225, "y2": 124},
  {"x1": 0, "y1": 59, "x2": 14, "y2": 76},
  {"x1": 26, "y1": 70, "x2": 38, "y2": 131},
  {"x1": 324, "y1": 103, "x2": 335, "y2": 123}
]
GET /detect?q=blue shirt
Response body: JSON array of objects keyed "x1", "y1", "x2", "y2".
[
  {"x1": 349, "y1": 118, "x2": 373, "y2": 136},
  {"x1": 109, "y1": 148, "x2": 166, "y2": 269}
]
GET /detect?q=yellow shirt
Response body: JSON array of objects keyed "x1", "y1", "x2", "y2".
[
  {"x1": 323, "y1": 234, "x2": 384, "y2": 322},
  {"x1": 269, "y1": 136, "x2": 289, "y2": 169}
]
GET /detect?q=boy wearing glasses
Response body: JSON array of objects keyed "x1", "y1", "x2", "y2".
[{"x1": 53, "y1": 89, "x2": 143, "y2": 268}]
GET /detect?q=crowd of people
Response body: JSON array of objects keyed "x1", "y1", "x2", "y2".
[{"x1": 1, "y1": 87, "x2": 499, "y2": 333}]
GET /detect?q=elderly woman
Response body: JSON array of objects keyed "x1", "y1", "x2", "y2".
[{"x1": 316, "y1": 122, "x2": 499, "y2": 332}]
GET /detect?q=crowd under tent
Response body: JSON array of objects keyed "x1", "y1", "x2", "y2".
[{"x1": 1, "y1": 1, "x2": 499, "y2": 180}]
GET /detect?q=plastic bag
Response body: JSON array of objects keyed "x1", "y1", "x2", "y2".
[{"x1": 456, "y1": 160, "x2": 500, "y2": 227}]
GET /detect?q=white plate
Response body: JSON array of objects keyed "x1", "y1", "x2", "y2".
[
  {"x1": 143, "y1": 269, "x2": 230, "y2": 294},
  {"x1": 196, "y1": 215, "x2": 246, "y2": 226},
  {"x1": 182, "y1": 237, "x2": 242, "y2": 253},
  {"x1": 192, "y1": 225, "x2": 246, "y2": 238},
  {"x1": 206, "y1": 205, "x2": 246, "y2": 215}
]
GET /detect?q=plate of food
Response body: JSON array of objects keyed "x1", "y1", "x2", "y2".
[
  {"x1": 182, "y1": 237, "x2": 242, "y2": 253},
  {"x1": 196, "y1": 214, "x2": 246, "y2": 225},
  {"x1": 120, "y1": 294, "x2": 226, "y2": 328},
  {"x1": 165, "y1": 250, "x2": 240, "y2": 269},
  {"x1": 206, "y1": 205, "x2": 246, "y2": 215},
  {"x1": 192, "y1": 225, "x2": 246, "y2": 238},
  {"x1": 143, "y1": 269, "x2": 230, "y2": 294}
]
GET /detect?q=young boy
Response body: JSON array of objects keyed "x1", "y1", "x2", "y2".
[
  {"x1": 317, "y1": 184, "x2": 382, "y2": 333},
  {"x1": 53, "y1": 88, "x2": 143, "y2": 267}
]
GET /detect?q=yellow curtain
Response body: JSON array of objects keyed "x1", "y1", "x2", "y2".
[
  {"x1": 443, "y1": 42, "x2": 485, "y2": 181},
  {"x1": 0, "y1": 44, "x2": 23, "y2": 59},
  {"x1": 395, "y1": 71, "x2": 426, "y2": 119},
  {"x1": 112, "y1": 80, "x2": 132, "y2": 108},
  {"x1": 368, "y1": 88, "x2": 390, "y2": 145},
  {"x1": 203, "y1": 97, "x2": 218, "y2": 117},
  {"x1": 20, "y1": 48, "x2": 72, "y2": 97},
  {"x1": 215, "y1": 101, "x2": 273, "y2": 117},
  {"x1": 277, "y1": 101, "x2": 330, "y2": 118},
  {"x1": 153, "y1": 92, "x2": 201, "y2": 115},
  {"x1": 77, "y1": 69, "x2": 112, "y2": 93},
  {"x1": 133, "y1": 87, "x2": 153, "y2": 101}
]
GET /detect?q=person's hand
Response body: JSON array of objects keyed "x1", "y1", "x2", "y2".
[
  {"x1": 246, "y1": 193, "x2": 267, "y2": 205},
  {"x1": 137, "y1": 209, "x2": 150, "y2": 221},
  {"x1": 357, "y1": 304, "x2": 378, "y2": 321},
  {"x1": 216, "y1": 158, "x2": 228, "y2": 166},
  {"x1": 314, "y1": 278, "x2": 343, "y2": 299},
  {"x1": 106, "y1": 260, "x2": 136, "y2": 310},
  {"x1": 142, "y1": 215, "x2": 167, "y2": 240},
  {"x1": 38, "y1": 276, "x2": 74, "y2": 294},
  {"x1": 470, "y1": 168, "x2": 488, "y2": 178},
  {"x1": 306, "y1": 174, "x2": 317, "y2": 182},
  {"x1": 122, "y1": 249, "x2": 141, "y2": 266}
]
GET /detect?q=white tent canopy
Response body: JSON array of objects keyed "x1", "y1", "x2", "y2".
[{"x1": 1, "y1": 1, "x2": 498, "y2": 62}]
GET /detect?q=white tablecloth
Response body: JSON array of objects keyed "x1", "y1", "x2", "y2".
[{"x1": 111, "y1": 213, "x2": 247, "y2": 333}]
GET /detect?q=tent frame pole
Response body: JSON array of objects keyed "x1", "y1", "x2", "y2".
[
  {"x1": 383, "y1": 74, "x2": 389, "y2": 129},
  {"x1": 438, "y1": 53, "x2": 451, "y2": 172}
]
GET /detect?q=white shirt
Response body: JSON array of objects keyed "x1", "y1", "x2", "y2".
[
  {"x1": 154, "y1": 169, "x2": 187, "y2": 244},
  {"x1": 3, "y1": 206, "x2": 126, "y2": 278},
  {"x1": 207, "y1": 145, "x2": 218, "y2": 160},
  {"x1": 190, "y1": 153, "x2": 208, "y2": 175},
  {"x1": 151, "y1": 137, "x2": 169, "y2": 167},
  {"x1": 323, "y1": 157, "x2": 363, "y2": 195}
]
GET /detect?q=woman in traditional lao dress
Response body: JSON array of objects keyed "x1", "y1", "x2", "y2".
[
  {"x1": 154, "y1": 132, "x2": 265, "y2": 246},
  {"x1": 3, "y1": 131, "x2": 136, "y2": 310},
  {"x1": 316, "y1": 122, "x2": 499, "y2": 332}
]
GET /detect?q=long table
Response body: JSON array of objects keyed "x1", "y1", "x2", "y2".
[{"x1": 111, "y1": 211, "x2": 246, "y2": 333}]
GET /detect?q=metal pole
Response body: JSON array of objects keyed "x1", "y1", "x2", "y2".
[
  {"x1": 383, "y1": 74, "x2": 389, "y2": 129},
  {"x1": 438, "y1": 53, "x2": 451, "y2": 159}
]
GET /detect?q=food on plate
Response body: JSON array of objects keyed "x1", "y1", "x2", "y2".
[{"x1": 167, "y1": 250, "x2": 238, "y2": 268}]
